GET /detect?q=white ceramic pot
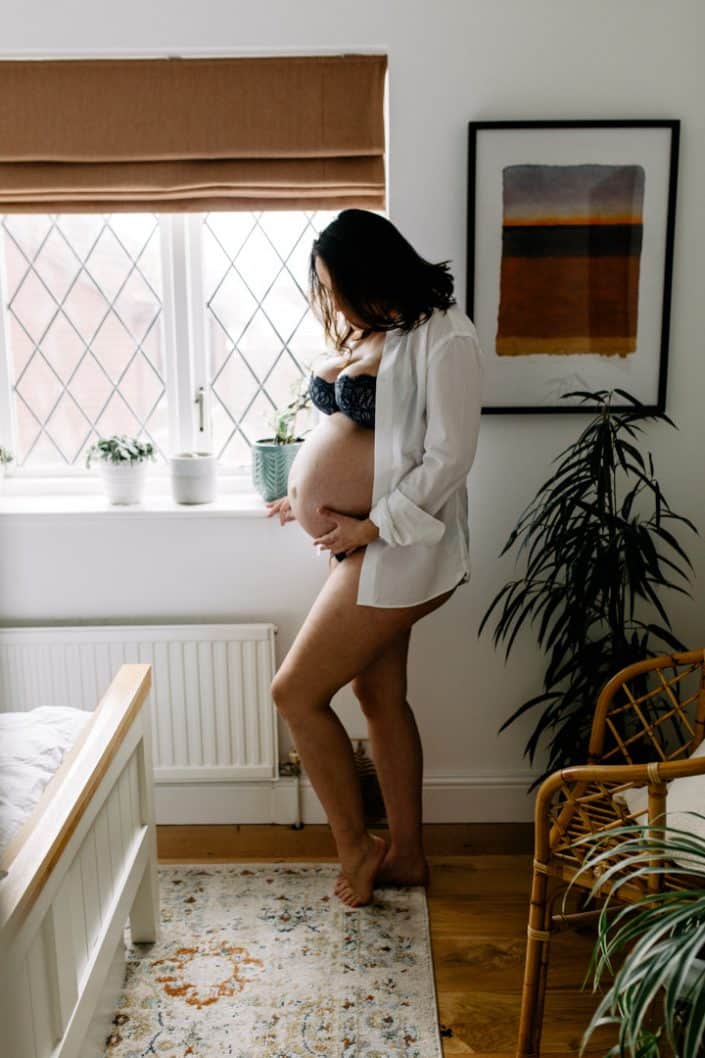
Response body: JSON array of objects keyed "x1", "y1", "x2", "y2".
[
  {"x1": 169, "y1": 452, "x2": 216, "y2": 504},
  {"x1": 98, "y1": 461, "x2": 147, "y2": 505}
]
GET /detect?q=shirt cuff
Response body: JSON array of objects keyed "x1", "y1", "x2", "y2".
[{"x1": 368, "y1": 491, "x2": 446, "y2": 547}]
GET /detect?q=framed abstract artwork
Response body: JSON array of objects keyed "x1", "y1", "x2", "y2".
[{"x1": 466, "y1": 120, "x2": 679, "y2": 413}]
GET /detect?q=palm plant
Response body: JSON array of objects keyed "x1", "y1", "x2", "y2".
[
  {"x1": 572, "y1": 819, "x2": 705, "y2": 1057},
  {"x1": 478, "y1": 388, "x2": 698, "y2": 784}
]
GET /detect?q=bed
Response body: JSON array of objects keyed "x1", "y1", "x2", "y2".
[{"x1": 0, "y1": 663, "x2": 159, "y2": 1058}]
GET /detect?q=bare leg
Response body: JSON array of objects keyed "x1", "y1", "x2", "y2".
[
  {"x1": 271, "y1": 548, "x2": 455, "y2": 906},
  {"x1": 277, "y1": 672, "x2": 388, "y2": 907},
  {"x1": 333, "y1": 628, "x2": 428, "y2": 892}
]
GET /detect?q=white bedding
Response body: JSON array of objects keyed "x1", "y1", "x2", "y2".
[{"x1": 0, "y1": 706, "x2": 93, "y2": 863}]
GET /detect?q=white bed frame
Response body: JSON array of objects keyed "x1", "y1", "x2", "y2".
[{"x1": 0, "y1": 664, "x2": 159, "y2": 1058}]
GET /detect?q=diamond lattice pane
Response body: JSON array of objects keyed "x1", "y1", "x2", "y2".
[
  {"x1": 237, "y1": 315, "x2": 285, "y2": 383},
  {"x1": 209, "y1": 268, "x2": 258, "y2": 346},
  {"x1": 239, "y1": 390, "x2": 278, "y2": 446},
  {"x1": 1, "y1": 214, "x2": 167, "y2": 469},
  {"x1": 288, "y1": 308, "x2": 330, "y2": 371},
  {"x1": 10, "y1": 268, "x2": 58, "y2": 345},
  {"x1": 44, "y1": 392, "x2": 92, "y2": 463},
  {"x1": 212, "y1": 352, "x2": 259, "y2": 424},
  {"x1": 68, "y1": 355, "x2": 113, "y2": 422},
  {"x1": 15, "y1": 354, "x2": 63, "y2": 422},
  {"x1": 202, "y1": 211, "x2": 335, "y2": 466},
  {"x1": 94, "y1": 391, "x2": 142, "y2": 438}
]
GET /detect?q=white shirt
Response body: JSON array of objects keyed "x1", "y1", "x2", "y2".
[{"x1": 357, "y1": 302, "x2": 484, "y2": 608}]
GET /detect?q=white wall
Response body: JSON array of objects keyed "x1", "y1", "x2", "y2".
[{"x1": 1, "y1": 0, "x2": 702, "y2": 821}]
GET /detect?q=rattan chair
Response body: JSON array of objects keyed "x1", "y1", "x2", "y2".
[{"x1": 516, "y1": 648, "x2": 705, "y2": 1058}]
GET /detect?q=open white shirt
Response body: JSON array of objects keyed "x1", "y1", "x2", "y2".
[{"x1": 356, "y1": 302, "x2": 484, "y2": 607}]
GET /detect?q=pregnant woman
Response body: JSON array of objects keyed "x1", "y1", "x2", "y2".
[{"x1": 265, "y1": 209, "x2": 483, "y2": 908}]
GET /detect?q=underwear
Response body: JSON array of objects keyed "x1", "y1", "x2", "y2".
[{"x1": 308, "y1": 370, "x2": 376, "y2": 429}]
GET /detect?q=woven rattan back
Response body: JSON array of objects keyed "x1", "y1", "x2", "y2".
[{"x1": 588, "y1": 649, "x2": 705, "y2": 766}]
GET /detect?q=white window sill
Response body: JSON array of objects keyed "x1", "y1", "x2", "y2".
[{"x1": 0, "y1": 486, "x2": 271, "y2": 519}]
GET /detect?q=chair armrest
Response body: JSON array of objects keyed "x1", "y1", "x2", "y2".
[
  {"x1": 532, "y1": 755, "x2": 705, "y2": 865},
  {"x1": 558, "y1": 757, "x2": 705, "y2": 786}
]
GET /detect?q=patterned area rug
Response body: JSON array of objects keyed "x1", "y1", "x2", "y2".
[{"x1": 105, "y1": 863, "x2": 442, "y2": 1058}]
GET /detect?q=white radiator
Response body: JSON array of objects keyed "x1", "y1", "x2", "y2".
[{"x1": 0, "y1": 623, "x2": 280, "y2": 785}]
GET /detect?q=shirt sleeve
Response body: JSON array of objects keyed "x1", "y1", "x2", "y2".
[{"x1": 368, "y1": 330, "x2": 484, "y2": 547}]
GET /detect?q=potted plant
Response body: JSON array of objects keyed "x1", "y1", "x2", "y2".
[
  {"x1": 251, "y1": 372, "x2": 314, "y2": 503},
  {"x1": 86, "y1": 434, "x2": 155, "y2": 505},
  {"x1": 574, "y1": 820, "x2": 705, "y2": 1057},
  {"x1": 0, "y1": 447, "x2": 13, "y2": 494},
  {"x1": 478, "y1": 388, "x2": 698, "y2": 785}
]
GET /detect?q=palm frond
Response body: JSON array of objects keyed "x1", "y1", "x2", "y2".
[{"x1": 478, "y1": 387, "x2": 698, "y2": 779}]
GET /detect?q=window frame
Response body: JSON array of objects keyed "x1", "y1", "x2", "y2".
[{"x1": 0, "y1": 211, "x2": 296, "y2": 493}]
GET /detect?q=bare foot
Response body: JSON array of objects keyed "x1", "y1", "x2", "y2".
[
  {"x1": 335, "y1": 833, "x2": 388, "y2": 908},
  {"x1": 375, "y1": 848, "x2": 430, "y2": 889},
  {"x1": 333, "y1": 845, "x2": 430, "y2": 895}
]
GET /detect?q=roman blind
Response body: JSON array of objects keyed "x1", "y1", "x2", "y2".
[{"x1": 0, "y1": 53, "x2": 387, "y2": 213}]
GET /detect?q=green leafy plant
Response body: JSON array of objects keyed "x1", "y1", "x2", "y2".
[
  {"x1": 0, "y1": 447, "x2": 13, "y2": 466},
  {"x1": 571, "y1": 819, "x2": 705, "y2": 1057},
  {"x1": 86, "y1": 435, "x2": 156, "y2": 468},
  {"x1": 266, "y1": 372, "x2": 314, "y2": 445},
  {"x1": 478, "y1": 388, "x2": 698, "y2": 783}
]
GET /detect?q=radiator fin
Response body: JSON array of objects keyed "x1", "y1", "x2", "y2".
[{"x1": 0, "y1": 624, "x2": 279, "y2": 783}]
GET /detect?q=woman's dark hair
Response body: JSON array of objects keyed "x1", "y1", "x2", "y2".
[{"x1": 308, "y1": 209, "x2": 456, "y2": 353}]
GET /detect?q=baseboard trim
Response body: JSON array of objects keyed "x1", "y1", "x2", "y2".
[
  {"x1": 154, "y1": 771, "x2": 538, "y2": 825},
  {"x1": 156, "y1": 821, "x2": 535, "y2": 860}
]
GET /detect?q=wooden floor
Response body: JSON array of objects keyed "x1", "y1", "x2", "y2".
[{"x1": 158, "y1": 824, "x2": 612, "y2": 1057}]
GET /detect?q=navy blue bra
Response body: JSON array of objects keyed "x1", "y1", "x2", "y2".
[{"x1": 308, "y1": 370, "x2": 376, "y2": 429}]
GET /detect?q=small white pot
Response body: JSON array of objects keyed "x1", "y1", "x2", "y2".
[
  {"x1": 169, "y1": 452, "x2": 217, "y2": 504},
  {"x1": 98, "y1": 461, "x2": 147, "y2": 505}
]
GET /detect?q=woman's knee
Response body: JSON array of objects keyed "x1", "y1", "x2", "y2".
[
  {"x1": 271, "y1": 669, "x2": 328, "y2": 724},
  {"x1": 270, "y1": 670, "x2": 299, "y2": 720}
]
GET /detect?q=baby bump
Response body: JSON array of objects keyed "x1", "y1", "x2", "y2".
[{"x1": 287, "y1": 418, "x2": 375, "y2": 539}]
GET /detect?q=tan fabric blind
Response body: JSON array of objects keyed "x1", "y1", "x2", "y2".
[{"x1": 0, "y1": 54, "x2": 387, "y2": 213}]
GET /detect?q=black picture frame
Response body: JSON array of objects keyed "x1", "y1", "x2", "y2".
[{"x1": 466, "y1": 119, "x2": 679, "y2": 414}]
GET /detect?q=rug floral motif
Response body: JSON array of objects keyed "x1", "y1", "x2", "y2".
[{"x1": 104, "y1": 863, "x2": 442, "y2": 1058}]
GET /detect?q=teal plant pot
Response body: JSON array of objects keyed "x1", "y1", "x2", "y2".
[{"x1": 251, "y1": 438, "x2": 304, "y2": 502}]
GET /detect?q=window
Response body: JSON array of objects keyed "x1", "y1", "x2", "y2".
[{"x1": 0, "y1": 208, "x2": 347, "y2": 478}]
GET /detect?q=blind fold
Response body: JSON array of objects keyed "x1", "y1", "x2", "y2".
[{"x1": 0, "y1": 54, "x2": 387, "y2": 213}]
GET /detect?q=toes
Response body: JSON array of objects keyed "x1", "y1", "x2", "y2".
[
  {"x1": 336, "y1": 878, "x2": 366, "y2": 908},
  {"x1": 336, "y1": 880, "x2": 357, "y2": 906}
]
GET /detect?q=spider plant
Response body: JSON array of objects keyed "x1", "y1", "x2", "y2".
[
  {"x1": 570, "y1": 818, "x2": 705, "y2": 1057},
  {"x1": 478, "y1": 388, "x2": 698, "y2": 785}
]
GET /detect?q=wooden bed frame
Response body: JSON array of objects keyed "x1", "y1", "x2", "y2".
[{"x1": 0, "y1": 663, "x2": 159, "y2": 1058}]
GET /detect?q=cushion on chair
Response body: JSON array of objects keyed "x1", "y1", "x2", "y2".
[{"x1": 616, "y1": 739, "x2": 705, "y2": 873}]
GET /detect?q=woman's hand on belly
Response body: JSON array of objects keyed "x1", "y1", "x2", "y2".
[{"x1": 311, "y1": 506, "x2": 380, "y2": 555}]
